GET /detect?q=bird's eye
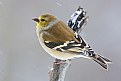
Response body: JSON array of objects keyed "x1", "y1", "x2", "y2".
[{"x1": 41, "y1": 19, "x2": 46, "y2": 21}]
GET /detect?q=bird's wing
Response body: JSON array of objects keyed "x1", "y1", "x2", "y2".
[
  {"x1": 44, "y1": 33, "x2": 94, "y2": 57},
  {"x1": 67, "y1": 6, "x2": 88, "y2": 33}
]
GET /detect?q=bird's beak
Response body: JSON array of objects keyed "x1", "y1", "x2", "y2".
[{"x1": 32, "y1": 18, "x2": 39, "y2": 23}]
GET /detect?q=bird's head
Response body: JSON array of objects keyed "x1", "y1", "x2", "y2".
[{"x1": 32, "y1": 14, "x2": 58, "y2": 31}]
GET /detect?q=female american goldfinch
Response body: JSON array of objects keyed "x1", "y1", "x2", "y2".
[{"x1": 33, "y1": 14, "x2": 111, "y2": 69}]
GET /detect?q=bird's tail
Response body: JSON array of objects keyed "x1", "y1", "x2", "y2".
[{"x1": 91, "y1": 54, "x2": 112, "y2": 69}]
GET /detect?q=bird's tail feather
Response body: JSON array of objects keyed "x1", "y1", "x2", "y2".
[{"x1": 91, "y1": 54, "x2": 112, "y2": 69}]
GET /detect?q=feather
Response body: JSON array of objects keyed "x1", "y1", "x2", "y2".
[
  {"x1": 68, "y1": 6, "x2": 88, "y2": 33},
  {"x1": 43, "y1": 33, "x2": 94, "y2": 57},
  {"x1": 42, "y1": 21, "x2": 79, "y2": 43}
]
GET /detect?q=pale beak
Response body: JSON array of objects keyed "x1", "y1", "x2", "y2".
[{"x1": 32, "y1": 18, "x2": 39, "y2": 22}]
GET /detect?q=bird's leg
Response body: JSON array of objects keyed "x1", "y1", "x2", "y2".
[{"x1": 54, "y1": 59, "x2": 71, "y2": 64}]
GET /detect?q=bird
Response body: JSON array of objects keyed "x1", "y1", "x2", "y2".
[{"x1": 32, "y1": 14, "x2": 111, "y2": 69}]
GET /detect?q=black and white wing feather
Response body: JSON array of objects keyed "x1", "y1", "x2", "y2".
[
  {"x1": 44, "y1": 33, "x2": 95, "y2": 58},
  {"x1": 44, "y1": 6, "x2": 93, "y2": 58},
  {"x1": 44, "y1": 33, "x2": 112, "y2": 69},
  {"x1": 67, "y1": 6, "x2": 88, "y2": 33}
]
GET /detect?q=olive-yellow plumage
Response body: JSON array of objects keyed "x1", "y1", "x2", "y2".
[
  {"x1": 42, "y1": 21, "x2": 79, "y2": 43},
  {"x1": 33, "y1": 14, "x2": 80, "y2": 60},
  {"x1": 35, "y1": 14, "x2": 79, "y2": 42},
  {"x1": 33, "y1": 14, "x2": 111, "y2": 69}
]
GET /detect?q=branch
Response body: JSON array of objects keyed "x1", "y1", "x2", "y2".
[{"x1": 49, "y1": 59, "x2": 71, "y2": 81}]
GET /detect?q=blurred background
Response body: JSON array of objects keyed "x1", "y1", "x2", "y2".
[{"x1": 0, "y1": 0, "x2": 121, "y2": 81}]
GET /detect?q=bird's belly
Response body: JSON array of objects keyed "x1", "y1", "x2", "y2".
[
  {"x1": 40, "y1": 40, "x2": 79, "y2": 60},
  {"x1": 37, "y1": 32, "x2": 80, "y2": 60}
]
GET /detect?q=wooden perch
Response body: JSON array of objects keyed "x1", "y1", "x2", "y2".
[{"x1": 49, "y1": 59, "x2": 71, "y2": 81}]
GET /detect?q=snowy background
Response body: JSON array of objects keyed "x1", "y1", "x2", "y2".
[{"x1": 0, "y1": 0, "x2": 121, "y2": 81}]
